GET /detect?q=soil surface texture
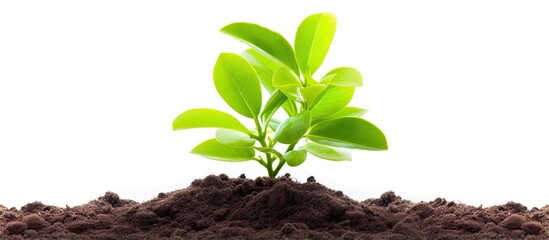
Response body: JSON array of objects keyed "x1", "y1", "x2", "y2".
[{"x1": 0, "y1": 174, "x2": 547, "y2": 239}]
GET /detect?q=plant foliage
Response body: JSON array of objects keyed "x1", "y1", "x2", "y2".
[{"x1": 173, "y1": 13, "x2": 388, "y2": 177}]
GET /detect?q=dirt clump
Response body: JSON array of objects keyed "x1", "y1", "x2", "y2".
[{"x1": 0, "y1": 174, "x2": 547, "y2": 239}]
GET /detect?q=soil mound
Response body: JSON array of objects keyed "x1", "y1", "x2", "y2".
[{"x1": 0, "y1": 174, "x2": 547, "y2": 239}]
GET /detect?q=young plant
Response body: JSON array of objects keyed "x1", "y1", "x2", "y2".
[{"x1": 173, "y1": 13, "x2": 388, "y2": 177}]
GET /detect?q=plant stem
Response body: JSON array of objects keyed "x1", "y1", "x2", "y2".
[
  {"x1": 266, "y1": 153, "x2": 274, "y2": 177},
  {"x1": 272, "y1": 141, "x2": 298, "y2": 177},
  {"x1": 252, "y1": 116, "x2": 275, "y2": 177},
  {"x1": 272, "y1": 158, "x2": 285, "y2": 177},
  {"x1": 254, "y1": 157, "x2": 268, "y2": 167},
  {"x1": 253, "y1": 117, "x2": 264, "y2": 144}
]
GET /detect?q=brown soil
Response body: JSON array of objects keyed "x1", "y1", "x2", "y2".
[{"x1": 0, "y1": 174, "x2": 547, "y2": 239}]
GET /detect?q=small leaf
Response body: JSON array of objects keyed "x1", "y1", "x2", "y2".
[
  {"x1": 308, "y1": 117, "x2": 388, "y2": 150},
  {"x1": 254, "y1": 146, "x2": 280, "y2": 155},
  {"x1": 282, "y1": 101, "x2": 298, "y2": 117},
  {"x1": 312, "y1": 107, "x2": 368, "y2": 125},
  {"x1": 215, "y1": 129, "x2": 256, "y2": 148},
  {"x1": 309, "y1": 86, "x2": 355, "y2": 119},
  {"x1": 254, "y1": 146, "x2": 285, "y2": 160},
  {"x1": 322, "y1": 67, "x2": 363, "y2": 87},
  {"x1": 221, "y1": 23, "x2": 300, "y2": 75},
  {"x1": 249, "y1": 128, "x2": 260, "y2": 137},
  {"x1": 284, "y1": 149, "x2": 307, "y2": 167},
  {"x1": 299, "y1": 84, "x2": 327, "y2": 104},
  {"x1": 295, "y1": 13, "x2": 337, "y2": 76},
  {"x1": 272, "y1": 67, "x2": 302, "y2": 100},
  {"x1": 304, "y1": 142, "x2": 351, "y2": 161},
  {"x1": 275, "y1": 110, "x2": 311, "y2": 144},
  {"x1": 214, "y1": 53, "x2": 262, "y2": 119},
  {"x1": 191, "y1": 139, "x2": 255, "y2": 162},
  {"x1": 260, "y1": 89, "x2": 287, "y2": 124},
  {"x1": 269, "y1": 118, "x2": 281, "y2": 131},
  {"x1": 173, "y1": 108, "x2": 249, "y2": 134}
]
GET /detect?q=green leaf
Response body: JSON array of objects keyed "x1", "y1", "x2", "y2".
[
  {"x1": 221, "y1": 23, "x2": 300, "y2": 75},
  {"x1": 308, "y1": 117, "x2": 388, "y2": 150},
  {"x1": 312, "y1": 106, "x2": 368, "y2": 125},
  {"x1": 242, "y1": 49, "x2": 297, "y2": 117},
  {"x1": 275, "y1": 110, "x2": 311, "y2": 144},
  {"x1": 241, "y1": 48, "x2": 280, "y2": 93},
  {"x1": 282, "y1": 101, "x2": 298, "y2": 117},
  {"x1": 260, "y1": 89, "x2": 287, "y2": 124},
  {"x1": 214, "y1": 53, "x2": 262, "y2": 119},
  {"x1": 250, "y1": 66, "x2": 275, "y2": 93},
  {"x1": 299, "y1": 84, "x2": 327, "y2": 105},
  {"x1": 304, "y1": 142, "x2": 351, "y2": 161},
  {"x1": 173, "y1": 108, "x2": 249, "y2": 134},
  {"x1": 326, "y1": 106, "x2": 367, "y2": 119},
  {"x1": 284, "y1": 149, "x2": 307, "y2": 167},
  {"x1": 309, "y1": 86, "x2": 355, "y2": 119},
  {"x1": 295, "y1": 12, "x2": 336, "y2": 77},
  {"x1": 242, "y1": 49, "x2": 281, "y2": 76},
  {"x1": 269, "y1": 118, "x2": 281, "y2": 131},
  {"x1": 191, "y1": 139, "x2": 255, "y2": 162},
  {"x1": 249, "y1": 128, "x2": 260, "y2": 137},
  {"x1": 254, "y1": 146, "x2": 281, "y2": 155},
  {"x1": 215, "y1": 129, "x2": 256, "y2": 148},
  {"x1": 254, "y1": 146, "x2": 285, "y2": 161},
  {"x1": 322, "y1": 67, "x2": 363, "y2": 87},
  {"x1": 272, "y1": 66, "x2": 302, "y2": 101},
  {"x1": 318, "y1": 73, "x2": 336, "y2": 85}
]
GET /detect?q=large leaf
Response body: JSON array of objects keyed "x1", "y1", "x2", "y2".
[
  {"x1": 284, "y1": 149, "x2": 307, "y2": 167},
  {"x1": 221, "y1": 23, "x2": 300, "y2": 75},
  {"x1": 308, "y1": 117, "x2": 387, "y2": 150},
  {"x1": 242, "y1": 49, "x2": 298, "y2": 116},
  {"x1": 241, "y1": 48, "x2": 280, "y2": 93},
  {"x1": 191, "y1": 139, "x2": 255, "y2": 162},
  {"x1": 241, "y1": 49, "x2": 281, "y2": 76},
  {"x1": 215, "y1": 129, "x2": 256, "y2": 148},
  {"x1": 250, "y1": 66, "x2": 275, "y2": 93},
  {"x1": 318, "y1": 73, "x2": 336, "y2": 86},
  {"x1": 214, "y1": 53, "x2": 262, "y2": 119},
  {"x1": 325, "y1": 106, "x2": 367, "y2": 119},
  {"x1": 304, "y1": 142, "x2": 351, "y2": 161},
  {"x1": 308, "y1": 86, "x2": 354, "y2": 119},
  {"x1": 322, "y1": 67, "x2": 363, "y2": 87},
  {"x1": 295, "y1": 13, "x2": 336, "y2": 77},
  {"x1": 272, "y1": 66, "x2": 302, "y2": 101},
  {"x1": 312, "y1": 106, "x2": 367, "y2": 125},
  {"x1": 275, "y1": 110, "x2": 311, "y2": 144},
  {"x1": 173, "y1": 108, "x2": 249, "y2": 134}
]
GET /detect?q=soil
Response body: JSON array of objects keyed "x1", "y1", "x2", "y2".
[{"x1": 0, "y1": 174, "x2": 547, "y2": 239}]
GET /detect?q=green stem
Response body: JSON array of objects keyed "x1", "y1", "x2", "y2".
[
  {"x1": 254, "y1": 157, "x2": 268, "y2": 168},
  {"x1": 253, "y1": 117, "x2": 264, "y2": 144},
  {"x1": 272, "y1": 141, "x2": 298, "y2": 177},
  {"x1": 262, "y1": 118, "x2": 272, "y2": 140},
  {"x1": 266, "y1": 153, "x2": 274, "y2": 177},
  {"x1": 253, "y1": 117, "x2": 276, "y2": 177}
]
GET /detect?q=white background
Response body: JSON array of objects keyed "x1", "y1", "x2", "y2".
[{"x1": 1, "y1": 1, "x2": 548, "y2": 209}]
